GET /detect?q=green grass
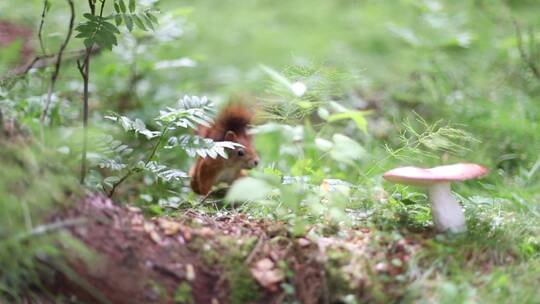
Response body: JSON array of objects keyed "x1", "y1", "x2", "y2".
[{"x1": 1, "y1": 0, "x2": 540, "y2": 302}]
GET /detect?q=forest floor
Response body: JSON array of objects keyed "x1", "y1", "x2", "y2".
[
  {"x1": 49, "y1": 194, "x2": 486, "y2": 304},
  {"x1": 3, "y1": 1, "x2": 540, "y2": 302}
]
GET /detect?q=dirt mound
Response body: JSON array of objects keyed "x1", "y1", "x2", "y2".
[{"x1": 49, "y1": 195, "x2": 327, "y2": 303}]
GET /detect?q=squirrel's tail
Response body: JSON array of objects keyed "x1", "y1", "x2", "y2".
[{"x1": 199, "y1": 101, "x2": 254, "y2": 140}]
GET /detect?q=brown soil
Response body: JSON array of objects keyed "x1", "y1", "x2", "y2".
[
  {"x1": 0, "y1": 20, "x2": 34, "y2": 63},
  {"x1": 49, "y1": 195, "x2": 328, "y2": 304}
]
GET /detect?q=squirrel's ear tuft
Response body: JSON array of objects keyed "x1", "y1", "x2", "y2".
[{"x1": 225, "y1": 130, "x2": 238, "y2": 142}]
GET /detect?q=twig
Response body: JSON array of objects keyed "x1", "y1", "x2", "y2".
[
  {"x1": 79, "y1": 52, "x2": 90, "y2": 185},
  {"x1": 106, "y1": 170, "x2": 134, "y2": 198},
  {"x1": 199, "y1": 189, "x2": 216, "y2": 204},
  {"x1": 244, "y1": 234, "x2": 267, "y2": 265},
  {"x1": 0, "y1": 47, "x2": 101, "y2": 82},
  {"x1": 11, "y1": 218, "x2": 88, "y2": 242},
  {"x1": 38, "y1": 0, "x2": 49, "y2": 55},
  {"x1": 514, "y1": 20, "x2": 540, "y2": 80},
  {"x1": 40, "y1": 0, "x2": 76, "y2": 124}
]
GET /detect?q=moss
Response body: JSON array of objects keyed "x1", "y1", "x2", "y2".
[
  {"x1": 198, "y1": 235, "x2": 261, "y2": 303},
  {"x1": 228, "y1": 266, "x2": 261, "y2": 304},
  {"x1": 146, "y1": 280, "x2": 168, "y2": 302},
  {"x1": 174, "y1": 282, "x2": 193, "y2": 304},
  {"x1": 324, "y1": 248, "x2": 357, "y2": 302}
]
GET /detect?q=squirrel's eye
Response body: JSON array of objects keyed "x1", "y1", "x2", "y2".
[{"x1": 237, "y1": 149, "x2": 245, "y2": 157}]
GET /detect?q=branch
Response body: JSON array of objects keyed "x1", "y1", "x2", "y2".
[
  {"x1": 38, "y1": 0, "x2": 48, "y2": 55},
  {"x1": 0, "y1": 47, "x2": 101, "y2": 82},
  {"x1": 12, "y1": 218, "x2": 88, "y2": 242},
  {"x1": 40, "y1": 0, "x2": 76, "y2": 124}
]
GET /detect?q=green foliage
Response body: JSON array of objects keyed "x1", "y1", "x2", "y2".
[
  {"x1": 166, "y1": 135, "x2": 241, "y2": 158},
  {"x1": 0, "y1": 141, "x2": 84, "y2": 302},
  {"x1": 2, "y1": 0, "x2": 540, "y2": 302},
  {"x1": 76, "y1": 14, "x2": 120, "y2": 50},
  {"x1": 200, "y1": 236, "x2": 261, "y2": 304},
  {"x1": 327, "y1": 110, "x2": 369, "y2": 133},
  {"x1": 95, "y1": 95, "x2": 241, "y2": 195},
  {"x1": 75, "y1": 0, "x2": 158, "y2": 50},
  {"x1": 384, "y1": 115, "x2": 480, "y2": 164},
  {"x1": 174, "y1": 282, "x2": 193, "y2": 304},
  {"x1": 141, "y1": 160, "x2": 188, "y2": 182}
]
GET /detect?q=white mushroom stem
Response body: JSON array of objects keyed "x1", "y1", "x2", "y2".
[{"x1": 428, "y1": 182, "x2": 466, "y2": 233}]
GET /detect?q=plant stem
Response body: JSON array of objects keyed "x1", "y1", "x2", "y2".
[
  {"x1": 37, "y1": 0, "x2": 48, "y2": 56},
  {"x1": 107, "y1": 124, "x2": 172, "y2": 198},
  {"x1": 79, "y1": 53, "x2": 90, "y2": 184},
  {"x1": 79, "y1": 0, "x2": 105, "y2": 184},
  {"x1": 41, "y1": 0, "x2": 75, "y2": 125}
]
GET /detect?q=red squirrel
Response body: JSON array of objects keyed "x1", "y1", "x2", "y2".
[{"x1": 189, "y1": 103, "x2": 259, "y2": 195}]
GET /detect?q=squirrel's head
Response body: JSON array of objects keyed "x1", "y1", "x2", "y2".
[{"x1": 224, "y1": 130, "x2": 259, "y2": 169}]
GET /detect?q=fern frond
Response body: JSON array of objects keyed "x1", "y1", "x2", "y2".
[
  {"x1": 139, "y1": 161, "x2": 188, "y2": 182},
  {"x1": 156, "y1": 95, "x2": 214, "y2": 129},
  {"x1": 105, "y1": 113, "x2": 160, "y2": 139},
  {"x1": 91, "y1": 135, "x2": 132, "y2": 171},
  {"x1": 165, "y1": 134, "x2": 242, "y2": 158}
]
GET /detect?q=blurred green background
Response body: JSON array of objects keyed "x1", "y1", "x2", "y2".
[{"x1": 1, "y1": 0, "x2": 540, "y2": 302}]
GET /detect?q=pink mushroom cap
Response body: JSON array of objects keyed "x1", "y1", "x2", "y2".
[{"x1": 383, "y1": 163, "x2": 488, "y2": 186}]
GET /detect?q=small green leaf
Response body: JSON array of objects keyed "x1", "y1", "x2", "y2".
[
  {"x1": 115, "y1": 14, "x2": 123, "y2": 26},
  {"x1": 101, "y1": 21, "x2": 120, "y2": 34},
  {"x1": 146, "y1": 11, "x2": 158, "y2": 23},
  {"x1": 315, "y1": 137, "x2": 333, "y2": 152},
  {"x1": 114, "y1": 2, "x2": 120, "y2": 13},
  {"x1": 133, "y1": 15, "x2": 147, "y2": 30},
  {"x1": 83, "y1": 37, "x2": 94, "y2": 48},
  {"x1": 75, "y1": 23, "x2": 95, "y2": 34},
  {"x1": 94, "y1": 28, "x2": 118, "y2": 50},
  {"x1": 328, "y1": 110, "x2": 370, "y2": 133},
  {"x1": 143, "y1": 15, "x2": 154, "y2": 30},
  {"x1": 123, "y1": 14, "x2": 133, "y2": 31},
  {"x1": 103, "y1": 176, "x2": 121, "y2": 187},
  {"x1": 225, "y1": 177, "x2": 273, "y2": 202},
  {"x1": 94, "y1": 33, "x2": 109, "y2": 50},
  {"x1": 83, "y1": 13, "x2": 94, "y2": 20},
  {"x1": 119, "y1": 0, "x2": 127, "y2": 13},
  {"x1": 129, "y1": 0, "x2": 136, "y2": 13},
  {"x1": 329, "y1": 133, "x2": 365, "y2": 165}
]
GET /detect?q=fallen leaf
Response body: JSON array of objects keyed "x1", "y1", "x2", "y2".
[
  {"x1": 251, "y1": 258, "x2": 284, "y2": 291},
  {"x1": 158, "y1": 218, "x2": 182, "y2": 235},
  {"x1": 130, "y1": 214, "x2": 144, "y2": 229},
  {"x1": 149, "y1": 231, "x2": 162, "y2": 244},
  {"x1": 127, "y1": 206, "x2": 142, "y2": 213},
  {"x1": 183, "y1": 229, "x2": 192, "y2": 242},
  {"x1": 144, "y1": 222, "x2": 155, "y2": 233},
  {"x1": 198, "y1": 227, "x2": 214, "y2": 238},
  {"x1": 297, "y1": 238, "x2": 310, "y2": 247}
]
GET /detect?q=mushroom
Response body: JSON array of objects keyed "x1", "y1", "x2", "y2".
[{"x1": 383, "y1": 163, "x2": 488, "y2": 233}]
